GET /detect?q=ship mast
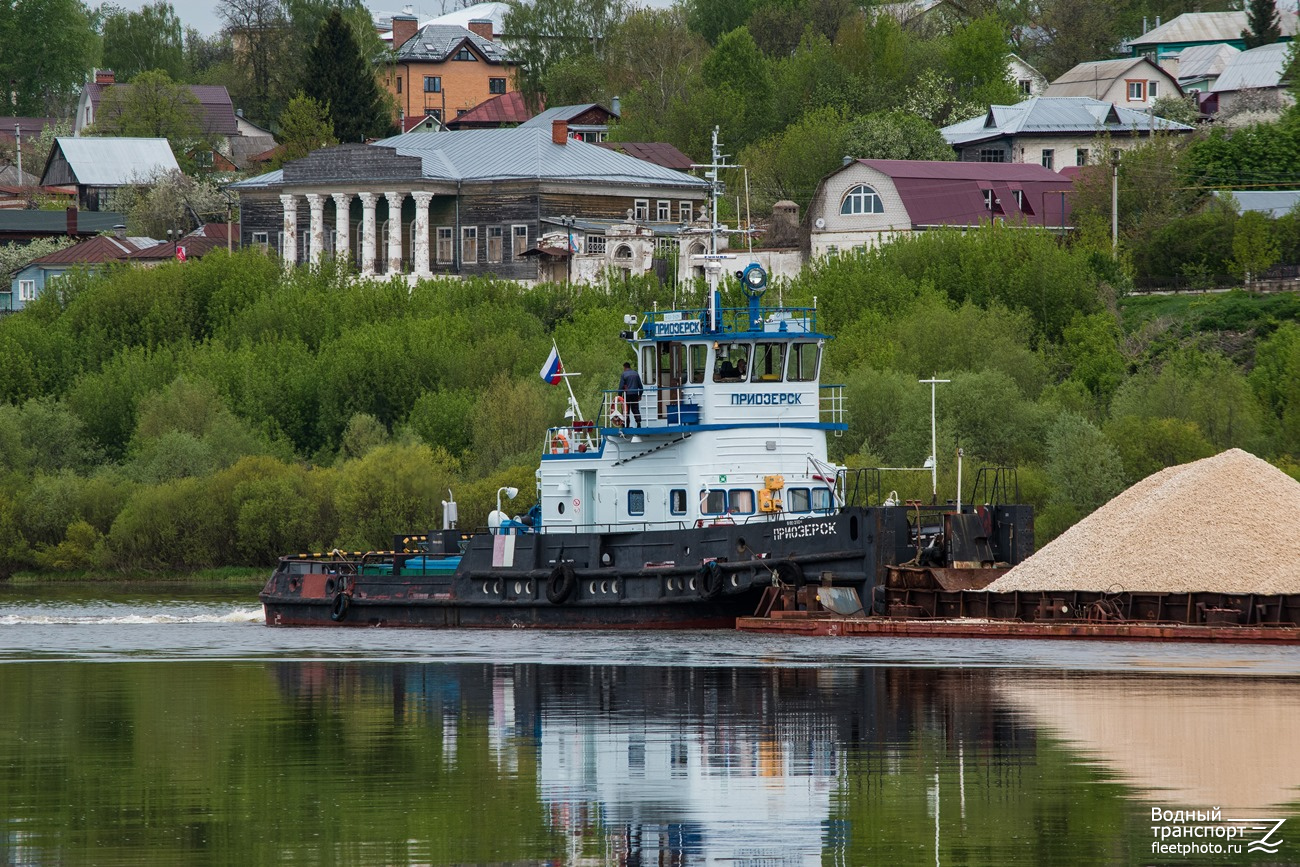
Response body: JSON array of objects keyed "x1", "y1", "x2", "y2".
[{"x1": 692, "y1": 126, "x2": 737, "y2": 332}]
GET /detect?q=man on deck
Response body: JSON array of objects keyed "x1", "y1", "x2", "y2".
[{"x1": 619, "y1": 361, "x2": 643, "y2": 428}]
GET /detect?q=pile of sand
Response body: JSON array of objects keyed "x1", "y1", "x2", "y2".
[{"x1": 987, "y1": 449, "x2": 1300, "y2": 594}]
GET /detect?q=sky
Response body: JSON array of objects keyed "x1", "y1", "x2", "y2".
[{"x1": 121, "y1": 0, "x2": 676, "y2": 38}]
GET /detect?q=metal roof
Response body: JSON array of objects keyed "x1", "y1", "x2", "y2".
[
  {"x1": 228, "y1": 128, "x2": 706, "y2": 191},
  {"x1": 0, "y1": 210, "x2": 126, "y2": 235},
  {"x1": 520, "y1": 104, "x2": 617, "y2": 129},
  {"x1": 1214, "y1": 190, "x2": 1300, "y2": 217},
  {"x1": 1211, "y1": 42, "x2": 1291, "y2": 92},
  {"x1": 1175, "y1": 43, "x2": 1239, "y2": 82},
  {"x1": 45, "y1": 137, "x2": 179, "y2": 186},
  {"x1": 394, "y1": 24, "x2": 507, "y2": 63},
  {"x1": 85, "y1": 82, "x2": 239, "y2": 136},
  {"x1": 942, "y1": 97, "x2": 1193, "y2": 146},
  {"x1": 27, "y1": 234, "x2": 155, "y2": 267},
  {"x1": 1045, "y1": 58, "x2": 1175, "y2": 99},
  {"x1": 1129, "y1": 12, "x2": 1297, "y2": 46},
  {"x1": 447, "y1": 90, "x2": 533, "y2": 128},
  {"x1": 423, "y1": 1, "x2": 508, "y2": 31},
  {"x1": 596, "y1": 142, "x2": 695, "y2": 171}
]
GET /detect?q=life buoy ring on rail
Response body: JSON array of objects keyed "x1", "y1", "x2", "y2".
[
  {"x1": 547, "y1": 562, "x2": 577, "y2": 604},
  {"x1": 772, "y1": 560, "x2": 804, "y2": 588},
  {"x1": 330, "y1": 591, "x2": 351, "y2": 622},
  {"x1": 610, "y1": 396, "x2": 627, "y2": 427},
  {"x1": 698, "y1": 560, "x2": 724, "y2": 600},
  {"x1": 551, "y1": 432, "x2": 570, "y2": 454}
]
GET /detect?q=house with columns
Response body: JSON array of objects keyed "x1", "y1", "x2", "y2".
[{"x1": 228, "y1": 120, "x2": 710, "y2": 283}]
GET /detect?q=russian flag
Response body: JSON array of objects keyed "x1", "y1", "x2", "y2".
[{"x1": 540, "y1": 346, "x2": 563, "y2": 385}]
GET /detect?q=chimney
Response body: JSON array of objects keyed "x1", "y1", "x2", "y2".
[
  {"x1": 66, "y1": 206, "x2": 77, "y2": 236},
  {"x1": 468, "y1": 19, "x2": 493, "y2": 40},
  {"x1": 611, "y1": 95, "x2": 621, "y2": 117},
  {"x1": 112, "y1": 224, "x2": 126, "y2": 239},
  {"x1": 552, "y1": 118, "x2": 569, "y2": 145},
  {"x1": 94, "y1": 69, "x2": 115, "y2": 86},
  {"x1": 391, "y1": 15, "x2": 418, "y2": 50}
]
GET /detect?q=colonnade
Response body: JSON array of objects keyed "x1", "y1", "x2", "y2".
[{"x1": 278, "y1": 191, "x2": 436, "y2": 277}]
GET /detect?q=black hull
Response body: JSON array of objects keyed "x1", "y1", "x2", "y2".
[{"x1": 259, "y1": 505, "x2": 1034, "y2": 630}]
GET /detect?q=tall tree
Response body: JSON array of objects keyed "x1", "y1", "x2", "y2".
[
  {"x1": 1243, "y1": 0, "x2": 1282, "y2": 48},
  {"x1": 90, "y1": 69, "x2": 213, "y2": 172},
  {"x1": 272, "y1": 92, "x2": 337, "y2": 168},
  {"x1": 220, "y1": 0, "x2": 290, "y2": 126},
  {"x1": 0, "y1": 0, "x2": 100, "y2": 115},
  {"x1": 302, "y1": 9, "x2": 391, "y2": 144},
  {"x1": 503, "y1": 0, "x2": 630, "y2": 110},
  {"x1": 101, "y1": 1, "x2": 185, "y2": 81}
]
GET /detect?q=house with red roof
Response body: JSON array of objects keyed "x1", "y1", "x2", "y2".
[
  {"x1": 805, "y1": 159, "x2": 1075, "y2": 257},
  {"x1": 7, "y1": 231, "x2": 156, "y2": 311}
]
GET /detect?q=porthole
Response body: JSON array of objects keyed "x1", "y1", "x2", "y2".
[
  {"x1": 526, "y1": 581, "x2": 534, "y2": 594},
  {"x1": 731, "y1": 575, "x2": 739, "y2": 587},
  {"x1": 689, "y1": 578, "x2": 697, "y2": 591},
  {"x1": 601, "y1": 581, "x2": 609, "y2": 594},
  {"x1": 589, "y1": 581, "x2": 597, "y2": 595},
  {"x1": 612, "y1": 580, "x2": 619, "y2": 593},
  {"x1": 514, "y1": 581, "x2": 522, "y2": 594},
  {"x1": 558, "y1": 502, "x2": 566, "y2": 514},
  {"x1": 481, "y1": 581, "x2": 490, "y2": 594}
]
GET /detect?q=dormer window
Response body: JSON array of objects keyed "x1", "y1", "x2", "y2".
[
  {"x1": 454, "y1": 47, "x2": 476, "y2": 61},
  {"x1": 840, "y1": 184, "x2": 883, "y2": 215}
]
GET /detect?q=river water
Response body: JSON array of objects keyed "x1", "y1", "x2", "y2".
[{"x1": 3, "y1": 584, "x2": 1300, "y2": 866}]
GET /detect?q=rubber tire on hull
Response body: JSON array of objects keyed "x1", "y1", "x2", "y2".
[
  {"x1": 773, "y1": 560, "x2": 805, "y2": 587},
  {"x1": 330, "y1": 591, "x2": 351, "y2": 622},
  {"x1": 698, "y1": 560, "x2": 724, "y2": 601},
  {"x1": 547, "y1": 563, "x2": 577, "y2": 604}
]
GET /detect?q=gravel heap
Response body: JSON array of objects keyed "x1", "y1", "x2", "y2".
[{"x1": 987, "y1": 449, "x2": 1300, "y2": 594}]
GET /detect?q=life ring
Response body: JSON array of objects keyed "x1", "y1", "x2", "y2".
[
  {"x1": 551, "y1": 432, "x2": 570, "y2": 454},
  {"x1": 698, "y1": 560, "x2": 724, "y2": 600},
  {"x1": 610, "y1": 395, "x2": 627, "y2": 427},
  {"x1": 330, "y1": 591, "x2": 351, "y2": 622},
  {"x1": 546, "y1": 562, "x2": 577, "y2": 604},
  {"x1": 772, "y1": 560, "x2": 805, "y2": 587}
]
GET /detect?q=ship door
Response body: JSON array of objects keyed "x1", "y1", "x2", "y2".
[{"x1": 657, "y1": 342, "x2": 687, "y2": 420}]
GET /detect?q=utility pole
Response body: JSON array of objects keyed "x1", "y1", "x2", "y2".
[
  {"x1": 1110, "y1": 152, "x2": 1120, "y2": 259},
  {"x1": 920, "y1": 376, "x2": 950, "y2": 504}
]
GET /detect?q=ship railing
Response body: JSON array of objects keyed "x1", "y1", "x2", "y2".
[
  {"x1": 838, "y1": 465, "x2": 1022, "y2": 508},
  {"x1": 641, "y1": 306, "x2": 819, "y2": 335},
  {"x1": 599, "y1": 386, "x2": 705, "y2": 428},
  {"x1": 819, "y1": 384, "x2": 844, "y2": 426},
  {"x1": 544, "y1": 422, "x2": 603, "y2": 455},
  {"x1": 967, "y1": 465, "x2": 1020, "y2": 506}
]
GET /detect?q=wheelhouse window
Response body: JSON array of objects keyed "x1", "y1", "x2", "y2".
[
  {"x1": 751, "y1": 343, "x2": 785, "y2": 382},
  {"x1": 689, "y1": 344, "x2": 707, "y2": 383},
  {"x1": 713, "y1": 343, "x2": 751, "y2": 381},
  {"x1": 811, "y1": 488, "x2": 833, "y2": 511},
  {"x1": 787, "y1": 488, "x2": 810, "y2": 513},
  {"x1": 788, "y1": 342, "x2": 820, "y2": 381},
  {"x1": 628, "y1": 490, "x2": 645, "y2": 516},
  {"x1": 670, "y1": 489, "x2": 687, "y2": 515},
  {"x1": 840, "y1": 184, "x2": 883, "y2": 215}
]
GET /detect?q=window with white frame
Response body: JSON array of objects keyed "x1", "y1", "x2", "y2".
[
  {"x1": 1149, "y1": 80, "x2": 1159, "y2": 99},
  {"x1": 436, "y1": 227, "x2": 453, "y2": 263},
  {"x1": 486, "y1": 225, "x2": 503, "y2": 263},
  {"x1": 1076, "y1": 148, "x2": 1089, "y2": 166},
  {"x1": 656, "y1": 200, "x2": 670, "y2": 221},
  {"x1": 1127, "y1": 80, "x2": 1145, "y2": 100},
  {"x1": 977, "y1": 147, "x2": 1006, "y2": 162},
  {"x1": 1041, "y1": 148, "x2": 1054, "y2": 170},
  {"x1": 511, "y1": 225, "x2": 528, "y2": 259},
  {"x1": 633, "y1": 199, "x2": 649, "y2": 220},
  {"x1": 983, "y1": 189, "x2": 995, "y2": 210},
  {"x1": 461, "y1": 226, "x2": 477, "y2": 264},
  {"x1": 252, "y1": 231, "x2": 269, "y2": 248},
  {"x1": 586, "y1": 234, "x2": 606, "y2": 254},
  {"x1": 1018, "y1": 78, "x2": 1033, "y2": 94},
  {"x1": 17, "y1": 279, "x2": 36, "y2": 302},
  {"x1": 839, "y1": 184, "x2": 884, "y2": 215},
  {"x1": 654, "y1": 236, "x2": 675, "y2": 256},
  {"x1": 678, "y1": 201, "x2": 692, "y2": 223},
  {"x1": 1013, "y1": 189, "x2": 1025, "y2": 209}
]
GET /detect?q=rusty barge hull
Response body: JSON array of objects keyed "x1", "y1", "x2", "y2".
[{"x1": 736, "y1": 615, "x2": 1300, "y2": 644}]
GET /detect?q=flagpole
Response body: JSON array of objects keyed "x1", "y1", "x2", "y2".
[{"x1": 553, "y1": 340, "x2": 584, "y2": 422}]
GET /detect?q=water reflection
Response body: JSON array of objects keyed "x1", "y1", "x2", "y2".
[{"x1": 4, "y1": 658, "x2": 1299, "y2": 865}]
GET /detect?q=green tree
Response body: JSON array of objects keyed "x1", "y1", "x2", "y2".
[
  {"x1": 302, "y1": 9, "x2": 391, "y2": 143},
  {"x1": 1039, "y1": 412, "x2": 1125, "y2": 541},
  {"x1": 701, "y1": 26, "x2": 775, "y2": 150},
  {"x1": 272, "y1": 92, "x2": 337, "y2": 168},
  {"x1": 845, "y1": 111, "x2": 954, "y2": 161},
  {"x1": 90, "y1": 69, "x2": 215, "y2": 171},
  {"x1": 101, "y1": 1, "x2": 185, "y2": 81},
  {"x1": 0, "y1": 0, "x2": 100, "y2": 116},
  {"x1": 684, "y1": 0, "x2": 754, "y2": 44},
  {"x1": 220, "y1": 0, "x2": 290, "y2": 126},
  {"x1": 941, "y1": 13, "x2": 1020, "y2": 109},
  {"x1": 1243, "y1": 0, "x2": 1282, "y2": 48},
  {"x1": 503, "y1": 0, "x2": 630, "y2": 110},
  {"x1": 738, "y1": 105, "x2": 852, "y2": 212},
  {"x1": 1230, "y1": 209, "x2": 1281, "y2": 284}
]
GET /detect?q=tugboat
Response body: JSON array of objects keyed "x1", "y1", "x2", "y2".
[{"x1": 259, "y1": 134, "x2": 1034, "y2": 629}]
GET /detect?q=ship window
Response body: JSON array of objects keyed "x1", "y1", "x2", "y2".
[
  {"x1": 752, "y1": 343, "x2": 785, "y2": 382},
  {"x1": 787, "y1": 488, "x2": 810, "y2": 513},
  {"x1": 628, "y1": 490, "x2": 645, "y2": 516},
  {"x1": 689, "y1": 344, "x2": 707, "y2": 383},
  {"x1": 640, "y1": 345, "x2": 656, "y2": 385},
  {"x1": 811, "y1": 488, "x2": 833, "y2": 511},
  {"x1": 670, "y1": 489, "x2": 687, "y2": 515},
  {"x1": 729, "y1": 489, "x2": 755, "y2": 514},
  {"x1": 700, "y1": 489, "x2": 726, "y2": 515},
  {"x1": 789, "y1": 342, "x2": 820, "y2": 381},
  {"x1": 713, "y1": 342, "x2": 750, "y2": 382}
]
